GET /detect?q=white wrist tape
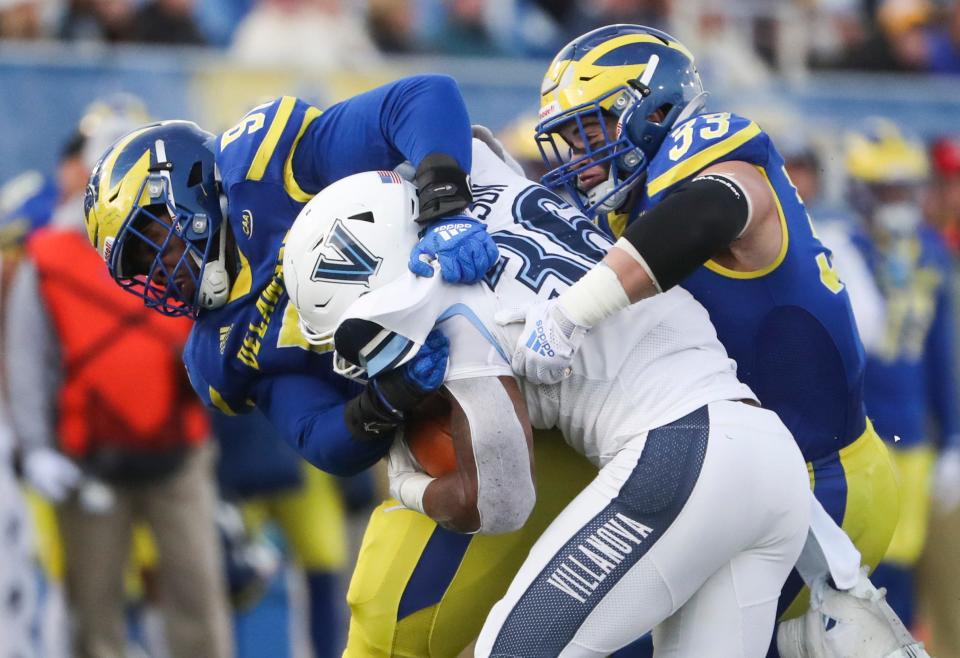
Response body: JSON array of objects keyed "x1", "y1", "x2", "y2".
[
  {"x1": 395, "y1": 472, "x2": 434, "y2": 515},
  {"x1": 558, "y1": 262, "x2": 631, "y2": 328},
  {"x1": 614, "y1": 237, "x2": 662, "y2": 293}
]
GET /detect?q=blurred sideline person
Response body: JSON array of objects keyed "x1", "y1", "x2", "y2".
[
  {"x1": 286, "y1": 159, "x2": 811, "y2": 657},
  {"x1": 0, "y1": 94, "x2": 150, "y2": 257},
  {"x1": 4, "y1": 132, "x2": 232, "y2": 657},
  {"x1": 929, "y1": 135, "x2": 960, "y2": 250},
  {"x1": 0, "y1": 95, "x2": 176, "y2": 658},
  {"x1": 492, "y1": 24, "x2": 919, "y2": 657},
  {"x1": 821, "y1": 120, "x2": 960, "y2": 630},
  {"x1": 778, "y1": 131, "x2": 850, "y2": 224},
  {"x1": 916, "y1": 133, "x2": 960, "y2": 658}
]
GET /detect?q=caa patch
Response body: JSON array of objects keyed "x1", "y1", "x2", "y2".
[
  {"x1": 102, "y1": 236, "x2": 115, "y2": 262},
  {"x1": 539, "y1": 101, "x2": 562, "y2": 122}
]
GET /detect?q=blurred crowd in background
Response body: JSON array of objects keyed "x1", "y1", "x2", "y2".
[
  {"x1": 0, "y1": 0, "x2": 957, "y2": 72},
  {"x1": 1, "y1": 1, "x2": 960, "y2": 657}
]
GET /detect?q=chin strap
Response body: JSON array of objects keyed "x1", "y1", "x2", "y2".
[{"x1": 198, "y1": 221, "x2": 230, "y2": 310}]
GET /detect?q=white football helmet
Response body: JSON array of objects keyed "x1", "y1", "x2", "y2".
[{"x1": 283, "y1": 171, "x2": 420, "y2": 375}]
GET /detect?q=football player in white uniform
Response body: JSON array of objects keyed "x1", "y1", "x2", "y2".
[{"x1": 284, "y1": 140, "x2": 811, "y2": 657}]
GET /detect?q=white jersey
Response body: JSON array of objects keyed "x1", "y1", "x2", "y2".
[{"x1": 341, "y1": 140, "x2": 754, "y2": 466}]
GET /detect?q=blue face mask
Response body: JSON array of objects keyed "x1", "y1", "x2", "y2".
[{"x1": 111, "y1": 173, "x2": 219, "y2": 317}]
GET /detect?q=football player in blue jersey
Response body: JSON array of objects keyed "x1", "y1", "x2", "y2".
[
  {"x1": 822, "y1": 119, "x2": 960, "y2": 632},
  {"x1": 80, "y1": 75, "x2": 542, "y2": 656},
  {"x1": 82, "y1": 75, "x2": 497, "y2": 477},
  {"x1": 485, "y1": 24, "x2": 925, "y2": 657}
]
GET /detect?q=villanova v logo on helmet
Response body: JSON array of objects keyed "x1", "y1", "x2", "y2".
[{"x1": 311, "y1": 219, "x2": 383, "y2": 286}]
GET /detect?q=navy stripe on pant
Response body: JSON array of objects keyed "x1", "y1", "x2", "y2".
[{"x1": 490, "y1": 406, "x2": 710, "y2": 658}]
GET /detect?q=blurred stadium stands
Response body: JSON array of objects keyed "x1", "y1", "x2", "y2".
[{"x1": 1, "y1": 45, "x2": 960, "y2": 186}]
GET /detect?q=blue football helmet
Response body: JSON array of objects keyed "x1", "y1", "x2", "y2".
[
  {"x1": 84, "y1": 120, "x2": 229, "y2": 317},
  {"x1": 536, "y1": 24, "x2": 706, "y2": 216}
]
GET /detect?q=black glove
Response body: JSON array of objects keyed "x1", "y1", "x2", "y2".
[
  {"x1": 415, "y1": 153, "x2": 473, "y2": 223},
  {"x1": 344, "y1": 331, "x2": 450, "y2": 439}
]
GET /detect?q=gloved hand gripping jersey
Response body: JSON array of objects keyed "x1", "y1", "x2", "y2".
[
  {"x1": 344, "y1": 330, "x2": 450, "y2": 440},
  {"x1": 407, "y1": 153, "x2": 500, "y2": 284}
]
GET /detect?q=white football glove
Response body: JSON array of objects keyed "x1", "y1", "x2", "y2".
[
  {"x1": 777, "y1": 568, "x2": 929, "y2": 658},
  {"x1": 931, "y1": 445, "x2": 960, "y2": 513},
  {"x1": 23, "y1": 448, "x2": 83, "y2": 503},
  {"x1": 496, "y1": 299, "x2": 590, "y2": 385},
  {"x1": 386, "y1": 436, "x2": 432, "y2": 515}
]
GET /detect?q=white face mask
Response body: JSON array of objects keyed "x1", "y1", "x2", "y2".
[{"x1": 873, "y1": 201, "x2": 922, "y2": 237}]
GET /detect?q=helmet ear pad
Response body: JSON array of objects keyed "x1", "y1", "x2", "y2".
[
  {"x1": 197, "y1": 223, "x2": 230, "y2": 310},
  {"x1": 622, "y1": 100, "x2": 684, "y2": 168}
]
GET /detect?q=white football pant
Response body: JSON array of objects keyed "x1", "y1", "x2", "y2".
[{"x1": 476, "y1": 401, "x2": 810, "y2": 658}]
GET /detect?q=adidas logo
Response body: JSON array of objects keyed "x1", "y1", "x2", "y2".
[
  {"x1": 525, "y1": 320, "x2": 556, "y2": 357},
  {"x1": 436, "y1": 223, "x2": 473, "y2": 241},
  {"x1": 219, "y1": 325, "x2": 232, "y2": 354}
]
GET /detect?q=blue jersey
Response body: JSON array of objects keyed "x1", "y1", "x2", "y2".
[
  {"x1": 851, "y1": 225, "x2": 959, "y2": 448},
  {"x1": 183, "y1": 75, "x2": 473, "y2": 475},
  {"x1": 611, "y1": 112, "x2": 868, "y2": 462}
]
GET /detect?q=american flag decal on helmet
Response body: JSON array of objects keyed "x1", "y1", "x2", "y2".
[{"x1": 377, "y1": 170, "x2": 402, "y2": 184}]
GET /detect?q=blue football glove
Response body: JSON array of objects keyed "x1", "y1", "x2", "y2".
[
  {"x1": 408, "y1": 216, "x2": 500, "y2": 284},
  {"x1": 403, "y1": 329, "x2": 450, "y2": 392}
]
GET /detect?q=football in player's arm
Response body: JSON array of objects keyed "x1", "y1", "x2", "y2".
[
  {"x1": 280, "y1": 168, "x2": 537, "y2": 535},
  {"x1": 389, "y1": 374, "x2": 535, "y2": 534},
  {"x1": 81, "y1": 74, "x2": 499, "y2": 477}
]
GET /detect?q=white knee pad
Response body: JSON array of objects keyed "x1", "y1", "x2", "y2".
[{"x1": 777, "y1": 569, "x2": 929, "y2": 658}]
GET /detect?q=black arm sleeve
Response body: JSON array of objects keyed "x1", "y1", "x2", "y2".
[{"x1": 622, "y1": 174, "x2": 750, "y2": 291}]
